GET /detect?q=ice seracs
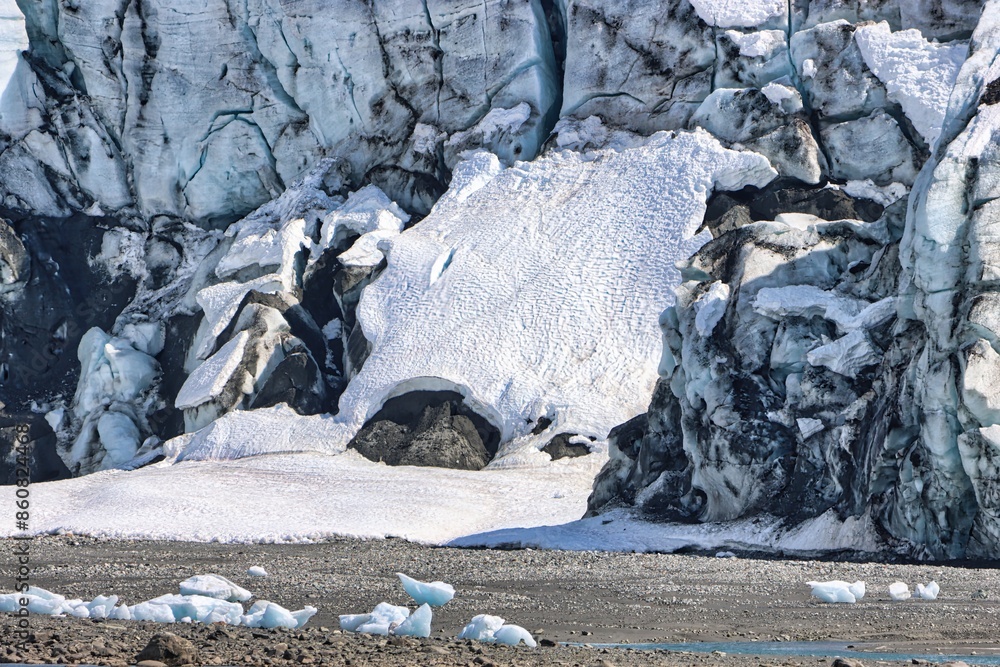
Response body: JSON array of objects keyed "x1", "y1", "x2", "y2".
[
  {"x1": 396, "y1": 573, "x2": 456, "y2": 607},
  {"x1": 807, "y1": 580, "x2": 865, "y2": 604}
]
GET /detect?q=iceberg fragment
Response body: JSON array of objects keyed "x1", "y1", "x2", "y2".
[
  {"x1": 178, "y1": 574, "x2": 253, "y2": 602},
  {"x1": 916, "y1": 581, "x2": 940, "y2": 600},
  {"x1": 247, "y1": 566, "x2": 268, "y2": 577},
  {"x1": 494, "y1": 624, "x2": 537, "y2": 647},
  {"x1": 393, "y1": 603, "x2": 433, "y2": 638},
  {"x1": 807, "y1": 580, "x2": 863, "y2": 603},
  {"x1": 889, "y1": 582, "x2": 911, "y2": 601},
  {"x1": 241, "y1": 600, "x2": 316, "y2": 629},
  {"x1": 397, "y1": 572, "x2": 456, "y2": 607},
  {"x1": 458, "y1": 614, "x2": 506, "y2": 642}
]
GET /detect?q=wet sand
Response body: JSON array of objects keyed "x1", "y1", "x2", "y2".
[{"x1": 3, "y1": 535, "x2": 1000, "y2": 665}]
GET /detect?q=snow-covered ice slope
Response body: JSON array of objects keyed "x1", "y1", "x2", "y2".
[
  {"x1": 332, "y1": 131, "x2": 775, "y2": 449},
  {"x1": 0, "y1": 451, "x2": 604, "y2": 543},
  {"x1": 0, "y1": 0, "x2": 25, "y2": 96}
]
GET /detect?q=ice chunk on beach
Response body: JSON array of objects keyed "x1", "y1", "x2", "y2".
[
  {"x1": 247, "y1": 566, "x2": 268, "y2": 577},
  {"x1": 494, "y1": 624, "x2": 537, "y2": 647},
  {"x1": 341, "y1": 602, "x2": 411, "y2": 636},
  {"x1": 178, "y1": 574, "x2": 252, "y2": 602},
  {"x1": 397, "y1": 572, "x2": 456, "y2": 607},
  {"x1": 916, "y1": 581, "x2": 940, "y2": 600},
  {"x1": 86, "y1": 595, "x2": 120, "y2": 619},
  {"x1": 807, "y1": 580, "x2": 863, "y2": 603},
  {"x1": 242, "y1": 600, "x2": 317, "y2": 629},
  {"x1": 130, "y1": 594, "x2": 244, "y2": 625},
  {"x1": 889, "y1": 582, "x2": 911, "y2": 601},
  {"x1": 393, "y1": 603, "x2": 432, "y2": 638},
  {"x1": 458, "y1": 614, "x2": 506, "y2": 642}
]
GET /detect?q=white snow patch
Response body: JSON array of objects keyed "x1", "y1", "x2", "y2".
[
  {"x1": 318, "y1": 185, "x2": 409, "y2": 264},
  {"x1": 761, "y1": 80, "x2": 804, "y2": 114},
  {"x1": 842, "y1": 179, "x2": 908, "y2": 207},
  {"x1": 854, "y1": 22, "x2": 968, "y2": 149},
  {"x1": 331, "y1": 128, "x2": 775, "y2": 456},
  {"x1": 753, "y1": 286, "x2": 896, "y2": 336},
  {"x1": 725, "y1": 29, "x2": 785, "y2": 58},
  {"x1": 688, "y1": 0, "x2": 786, "y2": 28},
  {"x1": 0, "y1": 450, "x2": 604, "y2": 544},
  {"x1": 0, "y1": 0, "x2": 27, "y2": 98}
]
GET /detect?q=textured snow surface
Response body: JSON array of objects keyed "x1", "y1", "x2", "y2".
[
  {"x1": 854, "y1": 22, "x2": 968, "y2": 149},
  {"x1": 0, "y1": 451, "x2": 604, "y2": 543},
  {"x1": 688, "y1": 0, "x2": 786, "y2": 27},
  {"x1": 332, "y1": 130, "x2": 775, "y2": 449}
]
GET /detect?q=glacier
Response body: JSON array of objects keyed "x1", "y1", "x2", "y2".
[{"x1": 3, "y1": 0, "x2": 1000, "y2": 562}]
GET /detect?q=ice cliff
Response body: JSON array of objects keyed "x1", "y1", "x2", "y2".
[{"x1": 4, "y1": 0, "x2": 1000, "y2": 559}]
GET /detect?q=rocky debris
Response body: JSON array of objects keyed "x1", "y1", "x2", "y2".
[
  {"x1": 542, "y1": 433, "x2": 593, "y2": 460},
  {"x1": 135, "y1": 632, "x2": 200, "y2": 666},
  {"x1": 349, "y1": 391, "x2": 499, "y2": 470}
]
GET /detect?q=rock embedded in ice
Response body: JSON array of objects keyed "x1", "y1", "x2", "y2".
[
  {"x1": 247, "y1": 566, "x2": 268, "y2": 577},
  {"x1": 397, "y1": 572, "x2": 456, "y2": 607},
  {"x1": 916, "y1": 581, "x2": 940, "y2": 600},
  {"x1": 888, "y1": 582, "x2": 911, "y2": 601},
  {"x1": 493, "y1": 624, "x2": 538, "y2": 647},
  {"x1": 392, "y1": 603, "x2": 433, "y2": 638},
  {"x1": 458, "y1": 614, "x2": 506, "y2": 642},
  {"x1": 178, "y1": 574, "x2": 253, "y2": 602}
]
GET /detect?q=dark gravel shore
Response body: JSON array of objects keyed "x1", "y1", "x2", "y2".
[{"x1": 4, "y1": 536, "x2": 1000, "y2": 666}]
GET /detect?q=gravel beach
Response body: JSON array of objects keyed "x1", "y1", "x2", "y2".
[{"x1": 3, "y1": 536, "x2": 1000, "y2": 666}]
